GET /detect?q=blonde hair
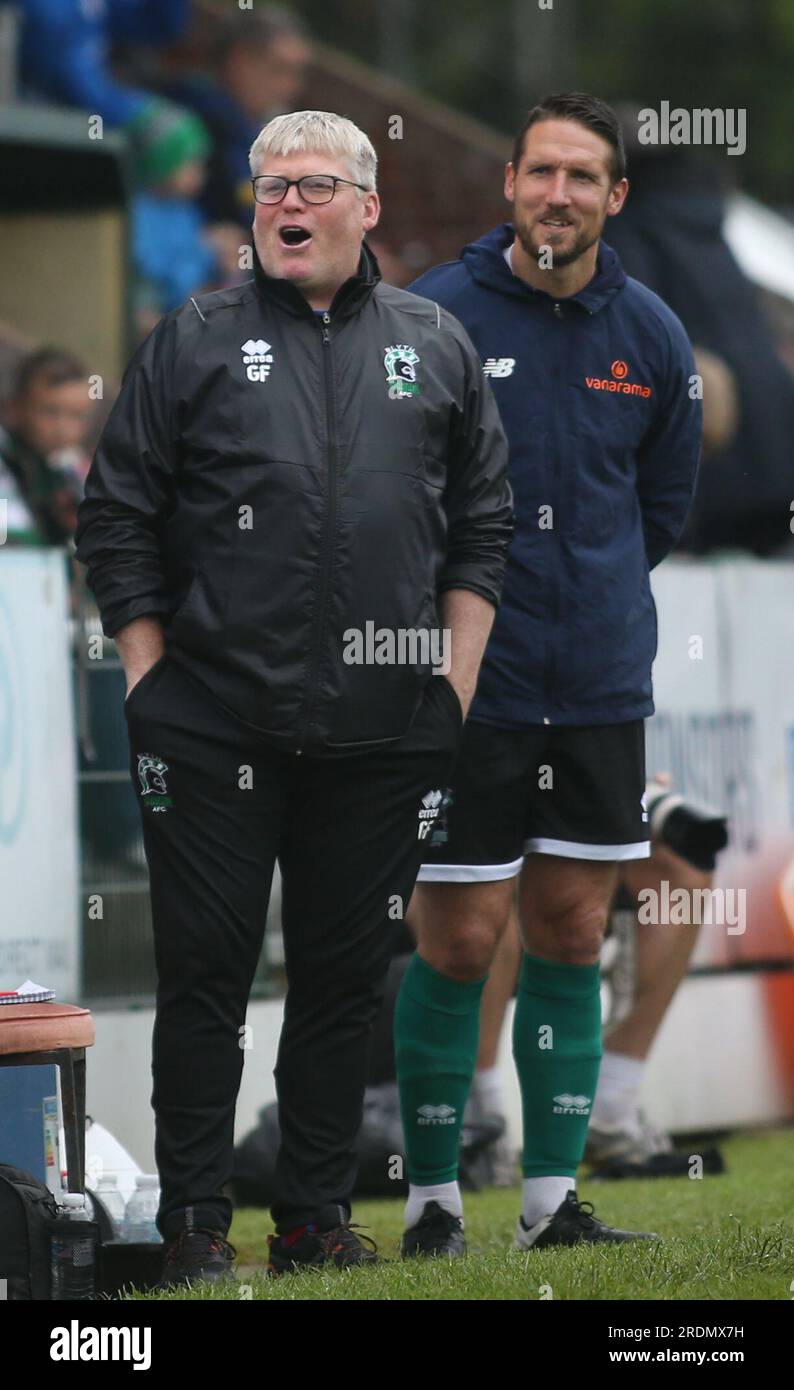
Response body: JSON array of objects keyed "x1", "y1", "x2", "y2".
[{"x1": 249, "y1": 110, "x2": 377, "y2": 191}]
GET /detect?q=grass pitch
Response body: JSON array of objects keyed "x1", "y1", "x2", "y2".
[{"x1": 130, "y1": 1127, "x2": 793, "y2": 1300}]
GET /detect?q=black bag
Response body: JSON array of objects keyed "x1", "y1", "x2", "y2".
[
  {"x1": 231, "y1": 1094, "x2": 409, "y2": 1205},
  {"x1": 0, "y1": 1164, "x2": 59, "y2": 1299},
  {"x1": 0, "y1": 1166, "x2": 165, "y2": 1299}
]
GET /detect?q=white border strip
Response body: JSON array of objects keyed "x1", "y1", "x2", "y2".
[
  {"x1": 523, "y1": 837, "x2": 651, "y2": 861},
  {"x1": 417, "y1": 857, "x2": 524, "y2": 883}
]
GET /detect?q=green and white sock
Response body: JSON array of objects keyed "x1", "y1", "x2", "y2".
[
  {"x1": 394, "y1": 953, "x2": 485, "y2": 1190},
  {"x1": 512, "y1": 952, "x2": 603, "y2": 1191}
]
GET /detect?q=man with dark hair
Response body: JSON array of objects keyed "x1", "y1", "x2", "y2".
[
  {"x1": 167, "y1": 4, "x2": 311, "y2": 229},
  {"x1": 0, "y1": 347, "x2": 91, "y2": 546},
  {"x1": 394, "y1": 92, "x2": 702, "y2": 1256},
  {"x1": 511, "y1": 92, "x2": 627, "y2": 184}
]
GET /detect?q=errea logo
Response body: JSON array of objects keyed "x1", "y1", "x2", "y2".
[
  {"x1": 418, "y1": 787, "x2": 443, "y2": 840},
  {"x1": 417, "y1": 1103, "x2": 456, "y2": 1126},
  {"x1": 553, "y1": 1093, "x2": 591, "y2": 1116},
  {"x1": 241, "y1": 338, "x2": 274, "y2": 383},
  {"x1": 483, "y1": 357, "x2": 515, "y2": 378}
]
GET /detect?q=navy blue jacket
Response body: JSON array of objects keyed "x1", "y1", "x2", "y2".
[{"x1": 410, "y1": 223, "x2": 702, "y2": 727}]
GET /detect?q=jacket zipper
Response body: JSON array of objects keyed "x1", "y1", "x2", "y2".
[
  {"x1": 296, "y1": 310, "x2": 337, "y2": 753},
  {"x1": 543, "y1": 301, "x2": 564, "y2": 723}
]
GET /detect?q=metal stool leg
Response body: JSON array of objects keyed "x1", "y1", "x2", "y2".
[
  {"x1": 74, "y1": 1050, "x2": 87, "y2": 1190},
  {"x1": 58, "y1": 1048, "x2": 85, "y2": 1193}
]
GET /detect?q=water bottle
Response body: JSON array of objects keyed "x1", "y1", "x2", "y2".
[
  {"x1": 123, "y1": 1175, "x2": 162, "y2": 1243},
  {"x1": 50, "y1": 1193, "x2": 99, "y2": 1299},
  {"x1": 94, "y1": 1174, "x2": 126, "y2": 1236},
  {"x1": 61, "y1": 1171, "x2": 96, "y2": 1220}
]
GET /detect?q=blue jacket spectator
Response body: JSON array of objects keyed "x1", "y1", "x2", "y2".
[
  {"x1": 165, "y1": 6, "x2": 309, "y2": 228},
  {"x1": 16, "y1": 0, "x2": 189, "y2": 127},
  {"x1": 163, "y1": 74, "x2": 263, "y2": 229}
]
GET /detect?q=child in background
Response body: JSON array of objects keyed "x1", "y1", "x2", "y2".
[
  {"x1": 129, "y1": 99, "x2": 222, "y2": 336},
  {"x1": 0, "y1": 348, "x2": 92, "y2": 547}
]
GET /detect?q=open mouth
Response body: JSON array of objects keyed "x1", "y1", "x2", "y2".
[
  {"x1": 540, "y1": 219, "x2": 573, "y2": 230},
  {"x1": 279, "y1": 226, "x2": 312, "y2": 247}
]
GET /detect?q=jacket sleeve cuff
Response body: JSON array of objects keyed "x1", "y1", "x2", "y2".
[
  {"x1": 437, "y1": 571, "x2": 501, "y2": 608},
  {"x1": 100, "y1": 597, "x2": 172, "y2": 640}
]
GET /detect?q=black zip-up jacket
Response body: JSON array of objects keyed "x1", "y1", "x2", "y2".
[{"x1": 75, "y1": 243, "x2": 514, "y2": 753}]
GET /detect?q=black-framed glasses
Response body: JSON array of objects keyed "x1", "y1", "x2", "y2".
[{"x1": 251, "y1": 174, "x2": 368, "y2": 205}]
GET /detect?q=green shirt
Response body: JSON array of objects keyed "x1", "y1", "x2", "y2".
[{"x1": 0, "y1": 426, "x2": 82, "y2": 547}]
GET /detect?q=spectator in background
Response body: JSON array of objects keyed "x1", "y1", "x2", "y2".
[
  {"x1": 130, "y1": 99, "x2": 221, "y2": 334},
  {"x1": 16, "y1": 0, "x2": 191, "y2": 162},
  {"x1": 0, "y1": 348, "x2": 91, "y2": 546},
  {"x1": 602, "y1": 132, "x2": 794, "y2": 557},
  {"x1": 166, "y1": 5, "x2": 310, "y2": 231}
]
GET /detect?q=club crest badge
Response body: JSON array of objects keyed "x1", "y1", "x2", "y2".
[
  {"x1": 136, "y1": 753, "x2": 172, "y2": 812},
  {"x1": 384, "y1": 344, "x2": 421, "y2": 398}
]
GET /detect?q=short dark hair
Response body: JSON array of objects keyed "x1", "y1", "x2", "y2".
[
  {"x1": 217, "y1": 4, "x2": 308, "y2": 63},
  {"x1": 511, "y1": 92, "x2": 626, "y2": 183},
  {"x1": 13, "y1": 347, "x2": 87, "y2": 399}
]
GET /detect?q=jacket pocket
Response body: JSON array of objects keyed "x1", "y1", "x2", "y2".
[
  {"x1": 124, "y1": 652, "x2": 168, "y2": 711},
  {"x1": 434, "y1": 672, "x2": 463, "y2": 726}
]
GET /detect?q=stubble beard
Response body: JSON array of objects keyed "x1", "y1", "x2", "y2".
[{"x1": 514, "y1": 217, "x2": 602, "y2": 269}]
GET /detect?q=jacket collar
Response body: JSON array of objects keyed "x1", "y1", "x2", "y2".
[
  {"x1": 461, "y1": 221, "x2": 626, "y2": 314},
  {"x1": 252, "y1": 237, "x2": 381, "y2": 319}
]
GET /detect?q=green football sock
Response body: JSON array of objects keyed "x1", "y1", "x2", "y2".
[
  {"x1": 512, "y1": 953, "x2": 603, "y2": 1178},
  {"x1": 394, "y1": 953, "x2": 486, "y2": 1186}
]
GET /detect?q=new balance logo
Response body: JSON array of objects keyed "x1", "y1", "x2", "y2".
[
  {"x1": 417, "y1": 787, "x2": 444, "y2": 840},
  {"x1": 417, "y1": 1103, "x2": 456, "y2": 1126},
  {"x1": 483, "y1": 357, "x2": 515, "y2": 378},
  {"x1": 553, "y1": 1093, "x2": 591, "y2": 1115},
  {"x1": 241, "y1": 339, "x2": 274, "y2": 383}
]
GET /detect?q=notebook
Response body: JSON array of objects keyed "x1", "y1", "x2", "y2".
[{"x1": 0, "y1": 979, "x2": 56, "y2": 1005}]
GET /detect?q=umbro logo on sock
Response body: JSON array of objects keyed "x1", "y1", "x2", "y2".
[
  {"x1": 553, "y1": 1093, "x2": 591, "y2": 1115},
  {"x1": 417, "y1": 1103, "x2": 456, "y2": 1125}
]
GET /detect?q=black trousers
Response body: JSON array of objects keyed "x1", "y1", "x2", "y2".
[{"x1": 124, "y1": 652, "x2": 461, "y2": 1237}]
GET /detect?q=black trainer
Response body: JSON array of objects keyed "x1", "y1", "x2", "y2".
[
  {"x1": 514, "y1": 1190, "x2": 659, "y2": 1249},
  {"x1": 585, "y1": 1113, "x2": 726, "y2": 1181},
  {"x1": 589, "y1": 1145, "x2": 725, "y2": 1182},
  {"x1": 267, "y1": 1223, "x2": 378, "y2": 1275},
  {"x1": 401, "y1": 1201, "x2": 466, "y2": 1258},
  {"x1": 156, "y1": 1227, "x2": 238, "y2": 1289}
]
